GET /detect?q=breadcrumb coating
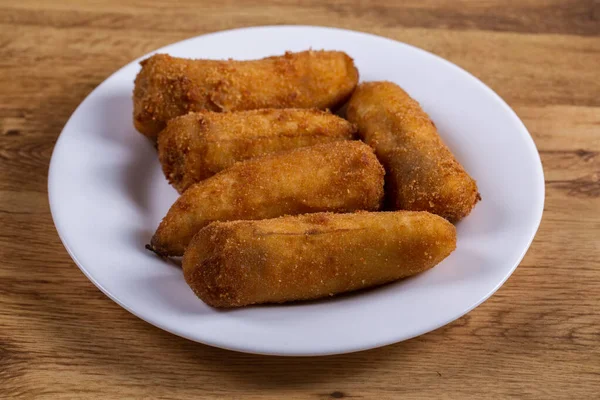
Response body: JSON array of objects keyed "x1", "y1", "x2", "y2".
[
  {"x1": 158, "y1": 108, "x2": 356, "y2": 192},
  {"x1": 150, "y1": 141, "x2": 384, "y2": 256},
  {"x1": 347, "y1": 81, "x2": 480, "y2": 221},
  {"x1": 134, "y1": 51, "x2": 359, "y2": 138},
  {"x1": 183, "y1": 211, "x2": 456, "y2": 308}
]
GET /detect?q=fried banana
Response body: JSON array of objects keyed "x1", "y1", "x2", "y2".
[
  {"x1": 158, "y1": 109, "x2": 356, "y2": 193},
  {"x1": 347, "y1": 81, "x2": 480, "y2": 221},
  {"x1": 134, "y1": 50, "x2": 359, "y2": 138},
  {"x1": 183, "y1": 211, "x2": 456, "y2": 308},
  {"x1": 149, "y1": 141, "x2": 384, "y2": 256}
]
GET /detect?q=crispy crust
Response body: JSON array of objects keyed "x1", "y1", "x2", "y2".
[
  {"x1": 150, "y1": 141, "x2": 384, "y2": 256},
  {"x1": 133, "y1": 51, "x2": 359, "y2": 138},
  {"x1": 346, "y1": 81, "x2": 480, "y2": 221},
  {"x1": 157, "y1": 109, "x2": 356, "y2": 193},
  {"x1": 183, "y1": 211, "x2": 456, "y2": 308}
]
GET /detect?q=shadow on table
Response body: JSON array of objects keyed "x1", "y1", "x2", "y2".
[
  {"x1": 148, "y1": 324, "x2": 428, "y2": 391},
  {"x1": 33, "y1": 264, "x2": 425, "y2": 390}
]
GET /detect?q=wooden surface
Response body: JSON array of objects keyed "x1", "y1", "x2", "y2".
[{"x1": 1, "y1": 0, "x2": 599, "y2": 398}]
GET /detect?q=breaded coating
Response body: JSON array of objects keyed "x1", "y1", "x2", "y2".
[
  {"x1": 150, "y1": 141, "x2": 384, "y2": 256},
  {"x1": 134, "y1": 50, "x2": 359, "y2": 138},
  {"x1": 183, "y1": 211, "x2": 456, "y2": 308},
  {"x1": 346, "y1": 81, "x2": 480, "y2": 221},
  {"x1": 158, "y1": 109, "x2": 356, "y2": 193}
]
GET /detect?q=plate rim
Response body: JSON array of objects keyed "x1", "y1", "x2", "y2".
[{"x1": 48, "y1": 25, "x2": 545, "y2": 356}]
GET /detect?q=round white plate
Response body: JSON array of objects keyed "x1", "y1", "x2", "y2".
[{"x1": 48, "y1": 26, "x2": 544, "y2": 356}]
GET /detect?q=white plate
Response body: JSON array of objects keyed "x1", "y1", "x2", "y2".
[{"x1": 48, "y1": 26, "x2": 544, "y2": 356}]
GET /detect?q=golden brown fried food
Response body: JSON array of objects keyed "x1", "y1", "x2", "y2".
[
  {"x1": 158, "y1": 109, "x2": 356, "y2": 193},
  {"x1": 149, "y1": 141, "x2": 384, "y2": 256},
  {"x1": 183, "y1": 211, "x2": 456, "y2": 308},
  {"x1": 346, "y1": 81, "x2": 480, "y2": 221},
  {"x1": 134, "y1": 51, "x2": 359, "y2": 138}
]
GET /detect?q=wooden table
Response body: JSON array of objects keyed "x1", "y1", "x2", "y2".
[{"x1": 1, "y1": 1, "x2": 599, "y2": 398}]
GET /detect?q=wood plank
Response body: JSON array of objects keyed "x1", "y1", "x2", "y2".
[
  {"x1": 518, "y1": 105, "x2": 600, "y2": 151},
  {"x1": 0, "y1": 23, "x2": 598, "y2": 109},
  {"x1": 3, "y1": 0, "x2": 599, "y2": 36}
]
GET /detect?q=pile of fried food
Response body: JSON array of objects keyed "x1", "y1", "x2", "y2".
[{"x1": 134, "y1": 50, "x2": 480, "y2": 308}]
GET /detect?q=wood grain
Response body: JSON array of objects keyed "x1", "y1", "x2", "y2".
[{"x1": 1, "y1": 1, "x2": 599, "y2": 399}]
